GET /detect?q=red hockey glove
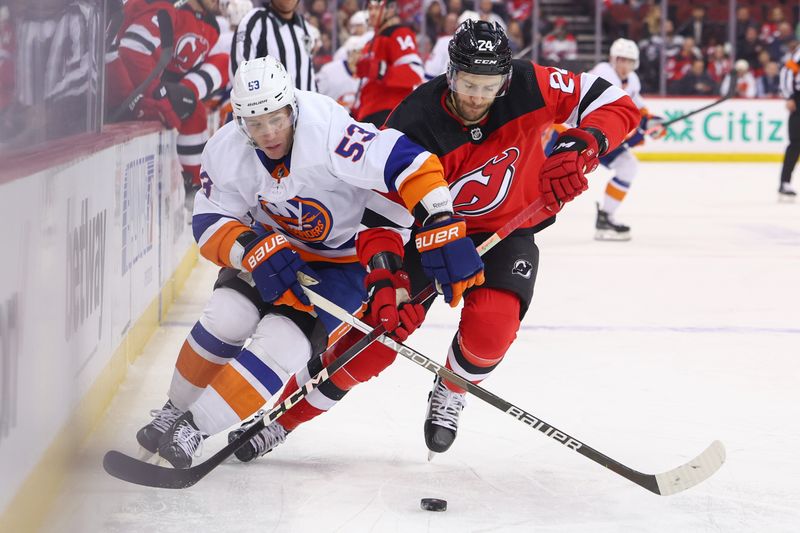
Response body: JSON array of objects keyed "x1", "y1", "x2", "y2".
[
  {"x1": 539, "y1": 128, "x2": 600, "y2": 213},
  {"x1": 365, "y1": 267, "x2": 425, "y2": 341},
  {"x1": 134, "y1": 92, "x2": 181, "y2": 129}
]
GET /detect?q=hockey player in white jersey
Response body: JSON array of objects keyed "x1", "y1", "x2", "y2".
[
  {"x1": 138, "y1": 56, "x2": 484, "y2": 468},
  {"x1": 588, "y1": 38, "x2": 665, "y2": 240}
]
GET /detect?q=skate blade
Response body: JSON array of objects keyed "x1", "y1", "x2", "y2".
[
  {"x1": 778, "y1": 194, "x2": 796, "y2": 204},
  {"x1": 427, "y1": 450, "x2": 438, "y2": 462},
  {"x1": 594, "y1": 229, "x2": 631, "y2": 241}
]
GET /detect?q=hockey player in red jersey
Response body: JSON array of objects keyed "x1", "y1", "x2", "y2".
[
  {"x1": 105, "y1": 0, "x2": 229, "y2": 200},
  {"x1": 352, "y1": 0, "x2": 425, "y2": 126},
  {"x1": 229, "y1": 20, "x2": 639, "y2": 462}
]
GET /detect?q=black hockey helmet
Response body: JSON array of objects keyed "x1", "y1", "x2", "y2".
[{"x1": 447, "y1": 19, "x2": 512, "y2": 96}]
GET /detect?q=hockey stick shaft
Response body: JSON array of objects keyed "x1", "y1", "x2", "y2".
[
  {"x1": 102, "y1": 198, "x2": 550, "y2": 488},
  {"x1": 649, "y1": 72, "x2": 739, "y2": 132},
  {"x1": 302, "y1": 287, "x2": 726, "y2": 496}
]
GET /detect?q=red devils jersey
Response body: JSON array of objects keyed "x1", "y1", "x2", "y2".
[
  {"x1": 106, "y1": 0, "x2": 224, "y2": 107},
  {"x1": 384, "y1": 60, "x2": 640, "y2": 235},
  {"x1": 355, "y1": 24, "x2": 424, "y2": 121}
]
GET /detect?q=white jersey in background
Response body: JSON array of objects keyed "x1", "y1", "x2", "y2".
[
  {"x1": 193, "y1": 90, "x2": 447, "y2": 268},
  {"x1": 590, "y1": 61, "x2": 646, "y2": 110},
  {"x1": 316, "y1": 60, "x2": 359, "y2": 111}
]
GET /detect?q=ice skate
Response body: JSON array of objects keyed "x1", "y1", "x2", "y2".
[
  {"x1": 424, "y1": 377, "x2": 466, "y2": 460},
  {"x1": 227, "y1": 411, "x2": 289, "y2": 462},
  {"x1": 136, "y1": 400, "x2": 183, "y2": 457},
  {"x1": 595, "y1": 202, "x2": 631, "y2": 241},
  {"x1": 779, "y1": 182, "x2": 797, "y2": 203},
  {"x1": 157, "y1": 411, "x2": 208, "y2": 469}
]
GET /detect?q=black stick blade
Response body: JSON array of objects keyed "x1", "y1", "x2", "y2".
[{"x1": 102, "y1": 451, "x2": 203, "y2": 489}]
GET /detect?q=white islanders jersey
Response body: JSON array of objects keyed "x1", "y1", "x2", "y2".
[
  {"x1": 316, "y1": 60, "x2": 359, "y2": 111},
  {"x1": 590, "y1": 62, "x2": 646, "y2": 110},
  {"x1": 192, "y1": 90, "x2": 445, "y2": 269}
]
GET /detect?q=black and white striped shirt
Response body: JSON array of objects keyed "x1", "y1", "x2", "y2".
[
  {"x1": 232, "y1": 7, "x2": 316, "y2": 91},
  {"x1": 780, "y1": 47, "x2": 800, "y2": 100}
]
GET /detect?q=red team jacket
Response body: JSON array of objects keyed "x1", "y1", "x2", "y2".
[
  {"x1": 354, "y1": 24, "x2": 424, "y2": 121},
  {"x1": 106, "y1": 0, "x2": 228, "y2": 111},
  {"x1": 378, "y1": 60, "x2": 640, "y2": 238}
]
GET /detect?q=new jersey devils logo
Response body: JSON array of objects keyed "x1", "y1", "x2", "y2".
[
  {"x1": 174, "y1": 33, "x2": 209, "y2": 72},
  {"x1": 450, "y1": 148, "x2": 519, "y2": 216},
  {"x1": 259, "y1": 196, "x2": 333, "y2": 243}
]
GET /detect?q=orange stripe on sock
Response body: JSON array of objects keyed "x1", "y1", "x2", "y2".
[
  {"x1": 175, "y1": 341, "x2": 226, "y2": 388},
  {"x1": 605, "y1": 182, "x2": 627, "y2": 201},
  {"x1": 209, "y1": 364, "x2": 268, "y2": 419}
]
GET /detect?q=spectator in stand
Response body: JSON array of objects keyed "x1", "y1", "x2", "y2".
[
  {"x1": 760, "y1": 6, "x2": 786, "y2": 46},
  {"x1": 666, "y1": 36, "x2": 701, "y2": 92},
  {"x1": 506, "y1": 18, "x2": 523, "y2": 53},
  {"x1": 755, "y1": 49, "x2": 772, "y2": 78},
  {"x1": 477, "y1": 0, "x2": 505, "y2": 30},
  {"x1": 642, "y1": 3, "x2": 661, "y2": 39},
  {"x1": 677, "y1": 6, "x2": 715, "y2": 48},
  {"x1": 638, "y1": 19, "x2": 683, "y2": 92},
  {"x1": 424, "y1": 11, "x2": 460, "y2": 77},
  {"x1": 721, "y1": 59, "x2": 756, "y2": 98},
  {"x1": 768, "y1": 22, "x2": 795, "y2": 62},
  {"x1": 424, "y1": 0, "x2": 446, "y2": 45},
  {"x1": 706, "y1": 43, "x2": 732, "y2": 86},
  {"x1": 541, "y1": 17, "x2": 577, "y2": 64},
  {"x1": 757, "y1": 61, "x2": 781, "y2": 97},
  {"x1": 337, "y1": 0, "x2": 360, "y2": 44},
  {"x1": 675, "y1": 59, "x2": 717, "y2": 96},
  {"x1": 507, "y1": 0, "x2": 531, "y2": 23},
  {"x1": 735, "y1": 5, "x2": 755, "y2": 47},
  {"x1": 446, "y1": 0, "x2": 464, "y2": 17},
  {"x1": 737, "y1": 25, "x2": 765, "y2": 70}
]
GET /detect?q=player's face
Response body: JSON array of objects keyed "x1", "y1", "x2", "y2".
[
  {"x1": 243, "y1": 107, "x2": 294, "y2": 158},
  {"x1": 449, "y1": 72, "x2": 503, "y2": 122},
  {"x1": 613, "y1": 57, "x2": 636, "y2": 78},
  {"x1": 271, "y1": 0, "x2": 300, "y2": 17}
]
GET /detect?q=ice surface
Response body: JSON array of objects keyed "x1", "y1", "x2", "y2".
[{"x1": 41, "y1": 162, "x2": 800, "y2": 532}]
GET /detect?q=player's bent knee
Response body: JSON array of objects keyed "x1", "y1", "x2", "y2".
[
  {"x1": 200, "y1": 287, "x2": 260, "y2": 344},
  {"x1": 460, "y1": 288, "x2": 521, "y2": 356}
]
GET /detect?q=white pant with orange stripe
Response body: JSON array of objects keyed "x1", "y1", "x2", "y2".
[
  {"x1": 600, "y1": 147, "x2": 638, "y2": 215},
  {"x1": 167, "y1": 287, "x2": 312, "y2": 435}
]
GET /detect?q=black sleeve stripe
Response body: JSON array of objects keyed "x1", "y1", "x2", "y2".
[
  {"x1": 269, "y1": 15, "x2": 287, "y2": 71},
  {"x1": 177, "y1": 144, "x2": 205, "y2": 155},
  {"x1": 197, "y1": 70, "x2": 214, "y2": 94},
  {"x1": 361, "y1": 208, "x2": 404, "y2": 230},
  {"x1": 255, "y1": 14, "x2": 268, "y2": 60},
  {"x1": 287, "y1": 23, "x2": 302, "y2": 90},
  {"x1": 229, "y1": 20, "x2": 239, "y2": 74},
  {"x1": 122, "y1": 31, "x2": 156, "y2": 53},
  {"x1": 577, "y1": 76, "x2": 613, "y2": 124}
]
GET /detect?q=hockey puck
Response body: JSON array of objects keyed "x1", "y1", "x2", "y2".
[{"x1": 420, "y1": 498, "x2": 447, "y2": 512}]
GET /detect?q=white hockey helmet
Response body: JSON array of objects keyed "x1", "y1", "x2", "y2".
[
  {"x1": 609, "y1": 38, "x2": 639, "y2": 69},
  {"x1": 231, "y1": 57, "x2": 297, "y2": 145},
  {"x1": 224, "y1": 0, "x2": 254, "y2": 27}
]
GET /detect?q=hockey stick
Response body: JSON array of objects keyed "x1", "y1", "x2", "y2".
[
  {"x1": 102, "y1": 197, "x2": 552, "y2": 488},
  {"x1": 301, "y1": 287, "x2": 727, "y2": 496},
  {"x1": 646, "y1": 72, "x2": 739, "y2": 135}
]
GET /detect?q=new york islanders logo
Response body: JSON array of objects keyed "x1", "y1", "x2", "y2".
[
  {"x1": 450, "y1": 148, "x2": 519, "y2": 216},
  {"x1": 259, "y1": 196, "x2": 333, "y2": 243}
]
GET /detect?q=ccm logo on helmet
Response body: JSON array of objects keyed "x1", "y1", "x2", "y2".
[
  {"x1": 246, "y1": 233, "x2": 289, "y2": 270},
  {"x1": 474, "y1": 59, "x2": 498, "y2": 64},
  {"x1": 415, "y1": 226, "x2": 463, "y2": 252}
]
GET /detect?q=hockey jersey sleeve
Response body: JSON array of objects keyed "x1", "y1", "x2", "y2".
[
  {"x1": 113, "y1": 4, "x2": 175, "y2": 99},
  {"x1": 357, "y1": 26, "x2": 424, "y2": 89},
  {"x1": 191, "y1": 149, "x2": 256, "y2": 269},
  {"x1": 535, "y1": 64, "x2": 639, "y2": 152},
  {"x1": 326, "y1": 117, "x2": 452, "y2": 218}
]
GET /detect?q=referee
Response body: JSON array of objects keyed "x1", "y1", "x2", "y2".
[
  {"x1": 232, "y1": 0, "x2": 317, "y2": 91},
  {"x1": 778, "y1": 46, "x2": 799, "y2": 200}
]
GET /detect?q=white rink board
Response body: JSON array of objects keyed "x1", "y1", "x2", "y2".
[
  {"x1": 634, "y1": 97, "x2": 786, "y2": 154},
  {"x1": 41, "y1": 160, "x2": 800, "y2": 532},
  {"x1": 0, "y1": 130, "x2": 192, "y2": 514}
]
